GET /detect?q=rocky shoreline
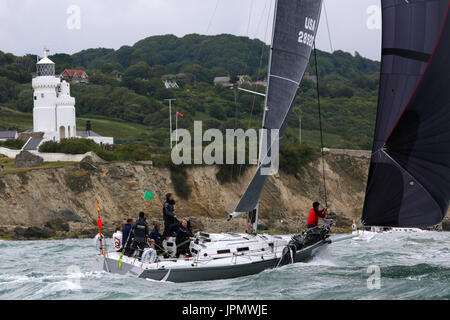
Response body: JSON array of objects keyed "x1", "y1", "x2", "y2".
[
  {"x1": 0, "y1": 213, "x2": 356, "y2": 241},
  {"x1": 1, "y1": 153, "x2": 448, "y2": 241}
]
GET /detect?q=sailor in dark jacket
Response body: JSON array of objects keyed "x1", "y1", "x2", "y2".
[
  {"x1": 121, "y1": 218, "x2": 134, "y2": 254},
  {"x1": 175, "y1": 220, "x2": 194, "y2": 258},
  {"x1": 129, "y1": 212, "x2": 149, "y2": 258},
  {"x1": 149, "y1": 224, "x2": 164, "y2": 253},
  {"x1": 163, "y1": 193, "x2": 178, "y2": 237}
]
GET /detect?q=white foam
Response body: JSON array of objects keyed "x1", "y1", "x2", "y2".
[{"x1": 307, "y1": 248, "x2": 339, "y2": 267}]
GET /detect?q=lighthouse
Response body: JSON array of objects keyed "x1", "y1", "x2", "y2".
[{"x1": 32, "y1": 48, "x2": 76, "y2": 141}]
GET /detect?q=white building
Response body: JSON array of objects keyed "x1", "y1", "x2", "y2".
[
  {"x1": 213, "y1": 76, "x2": 232, "y2": 87},
  {"x1": 30, "y1": 49, "x2": 113, "y2": 146},
  {"x1": 163, "y1": 79, "x2": 179, "y2": 89}
]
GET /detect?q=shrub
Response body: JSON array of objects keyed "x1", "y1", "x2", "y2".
[
  {"x1": 150, "y1": 153, "x2": 171, "y2": 168},
  {"x1": 39, "y1": 138, "x2": 101, "y2": 154},
  {"x1": 0, "y1": 139, "x2": 25, "y2": 150},
  {"x1": 279, "y1": 144, "x2": 318, "y2": 175},
  {"x1": 38, "y1": 139, "x2": 154, "y2": 162},
  {"x1": 112, "y1": 143, "x2": 152, "y2": 161},
  {"x1": 215, "y1": 144, "x2": 252, "y2": 185},
  {"x1": 96, "y1": 149, "x2": 117, "y2": 162},
  {"x1": 208, "y1": 104, "x2": 227, "y2": 120},
  {"x1": 59, "y1": 138, "x2": 101, "y2": 154},
  {"x1": 169, "y1": 163, "x2": 191, "y2": 200},
  {"x1": 216, "y1": 164, "x2": 250, "y2": 185},
  {"x1": 66, "y1": 170, "x2": 92, "y2": 193},
  {"x1": 38, "y1": 140, "x2": 60, "y2": 153}
]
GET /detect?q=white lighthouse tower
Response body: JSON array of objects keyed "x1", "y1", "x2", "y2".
[{"x1": 32, "y1": 48, "x2": 76, "y2": 141}]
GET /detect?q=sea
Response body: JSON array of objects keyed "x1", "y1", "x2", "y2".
[{"x1": 1, "y1": 231, "x2": 449, "y2": 300}]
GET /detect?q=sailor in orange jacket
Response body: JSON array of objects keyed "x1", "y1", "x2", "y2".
[{"x1": 307, "y1": 202, "x2": 327, "y2": 229}]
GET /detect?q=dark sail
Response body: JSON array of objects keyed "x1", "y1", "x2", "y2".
[
  {"x1": 362, "y1": 0, "x2": 450, "y2": 227},
  {"x1": 233, "y1": 0, "x2": 323, "y2": 215}
]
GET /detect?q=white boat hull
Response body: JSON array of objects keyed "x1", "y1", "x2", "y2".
[
  {"x1": 93, "y1": 232, "x2": 329, "y2": 283},
  {"x1": 352, "y1": 226, "x2": 427, "y2": 241}
]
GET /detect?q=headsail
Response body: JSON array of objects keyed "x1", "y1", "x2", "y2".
[
  {"x1": 230, "y1": 0, "x2": 323, "y2": 218},
  {"x1": 362, "y1": 0, "x2": 450, "y2": 227}
]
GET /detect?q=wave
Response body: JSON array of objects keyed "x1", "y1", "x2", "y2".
[{"x1": 380, "y1": 264, "x2": 450, "y2": 281}]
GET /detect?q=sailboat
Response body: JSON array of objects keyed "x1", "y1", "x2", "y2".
[
  {"x1": 93, "y1": 0, "x2": 344, "y2": 282},
  {"x1": 357, "y1": 0, "x2": 450, "y2": 235}
]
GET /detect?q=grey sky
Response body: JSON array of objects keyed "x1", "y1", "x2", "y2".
[{"x1": 0, "y1": 0, "x2": 382, "y2": 60}]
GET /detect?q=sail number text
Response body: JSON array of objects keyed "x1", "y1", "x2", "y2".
[{"x1": 298, "y1": 17, "x2": 316, "y2": 47}]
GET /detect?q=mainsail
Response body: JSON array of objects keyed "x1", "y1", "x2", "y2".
[
  {"x1": 362, "y1": 0, "x2": 450, "y2": 227},
  {"x1": 230, "y1": 0, "x2": 323, "y2": 220}
]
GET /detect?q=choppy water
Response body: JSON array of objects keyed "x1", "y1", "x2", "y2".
[{"x1": 1, "y1": 232, "x2": 449, "y2": 300}]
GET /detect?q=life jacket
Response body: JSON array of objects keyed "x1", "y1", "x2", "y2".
[
  {"x1": 307, "y1": 208, "x2": 326, "y2": 226},
  {"x1": 307, "y1": 209, "x2": 319, "y2": 226},
  {"x1": 112, "y1": 231, "x2": 122, "y2": 249}
]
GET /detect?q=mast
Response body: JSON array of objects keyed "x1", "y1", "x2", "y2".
[{"x1": 228, "y1": 0, "x2": 324, "y2": 231}]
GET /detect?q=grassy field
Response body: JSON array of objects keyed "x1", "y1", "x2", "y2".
[
  {"x1": 0, "y1": 106, "x2": 155, "y2": 144},
  {"x1": 0, "y1": 107, "x2": 33, "y2": 132},
  {"x1": 0, "y1": 106, "x2": 349, "y2": 148},
  {"x1": 0, "y1": 155, "x2": 74, "y2": 177},
  {"x1": 76, "y1": 116, "x2": 153, "y2": 144}
]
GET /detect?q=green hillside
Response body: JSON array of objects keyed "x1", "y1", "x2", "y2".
[
  {"x1": 0, "y1": 34, "x2": 380, "y2": 150},
  {"x1": 0, "y1": 106, "x2": 153, "y2": 144}
]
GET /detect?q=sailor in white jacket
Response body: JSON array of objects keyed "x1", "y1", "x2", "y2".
[{"x1": 112, "y1": 226, "x2": 123, "y2": 251}]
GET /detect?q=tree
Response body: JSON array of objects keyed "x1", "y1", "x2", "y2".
[
  {"x1": 0, "y1": 77, "x2": 18, "y2": 102},
  {"x1": 208, "y1": 104, "x2": 226, "y2": 120}
]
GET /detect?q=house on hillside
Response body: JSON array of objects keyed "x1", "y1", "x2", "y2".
[
  {"x1": 214, "y1": 76, "x2": 231, "y2": 87},
  {"x1": 0, "y1": 131, "x2": 18, "y2": 141},
  {"x1": 163, "y1": 79, "x2": 179, "y2": 89},
  {"x1": 60, "y1": 69, "x2": 89, "y2": 83},
  {"x1": 251, "y1": 79, "x2": 268, "y2": 87},
  {"x1": 237, "y1": 75, "x2": 251, "y2": 85}
]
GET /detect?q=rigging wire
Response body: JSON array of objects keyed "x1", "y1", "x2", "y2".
[
  {"x1": 246, "y1": 0, "x2": 273, "y2": 130},
  {"x1": 313, "y1": 41, "x2": 329, "y2": 207},
  {"x1": 322, "y1": 0, "x2": 348, "y2": 200},
  {"x1": 323, "y1": 0, "x2": 334, "y2": 53},
  {"x1": 206, "y1": 0, "x2": 220, "y2": 34},
  {"x1": 237, "y1": 0, "x2": 272, "y2": 178},
  {"x1": 253, "y1": 0, "x2": 270, "y2": 39},
  {"x1": 230, "y1": 0, "x2": 256, "y2": 183},
  {"x1": 246, "y1": 0, "x2": 255, "y2": 36}
]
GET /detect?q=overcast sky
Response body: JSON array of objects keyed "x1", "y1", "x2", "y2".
[{"x1": 0, "y1": 0, "x2": 382, "y2": 60}]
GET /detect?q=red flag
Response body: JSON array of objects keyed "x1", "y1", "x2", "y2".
[{"x1": 177, "y1": 112, "x2": 184, "y2": 117}]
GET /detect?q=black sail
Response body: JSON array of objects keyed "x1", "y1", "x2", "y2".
[
  {"x1": 362, "y1": 0, "x2": 450, "y2": 227},
  {"x1": 233, "y1": 0, "x2": 323, "y2": 214}
]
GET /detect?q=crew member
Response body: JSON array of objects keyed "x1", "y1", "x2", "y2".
[
  {"x1": 122, "y1": 218, "x2": 134, "y2": 254},
  {"x1": 175, "y1": 220, "x2": 194, "y2": 258},
  {"x1": 130, "y1": 212, "x2": 149, "y2": 258},
  {"x1": 307, "y1": 202, "x2": 327, "y2": 229},
  {"x1": 149, "y1": 223, "x2": 164, "y2": 253},
  {"x1": 163, "y1": 193, "x2": 178, "y2": 237},
  {"x1": 112, "y1": 226, "x2": 123, "y2": 251}
]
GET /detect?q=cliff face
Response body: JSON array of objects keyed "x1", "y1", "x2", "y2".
[{"x1": 0, "y1": 153, "x2": 374, "y2": 239}]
